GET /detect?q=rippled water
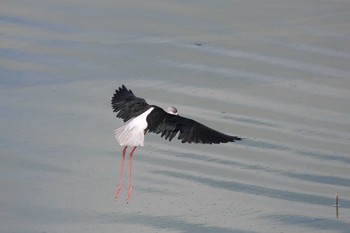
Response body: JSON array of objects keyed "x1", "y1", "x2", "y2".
[{"x1": 1, "y1": 1, "x2": 350, "y2": 233}]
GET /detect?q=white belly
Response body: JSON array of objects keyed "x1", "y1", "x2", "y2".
[{"x1": 114, "y1": 107, "x2": 154, "y2": 146}]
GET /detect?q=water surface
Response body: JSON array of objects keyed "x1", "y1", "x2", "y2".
[{"x1": 1, "y1": 1, "x2": 350, "y2": 233}]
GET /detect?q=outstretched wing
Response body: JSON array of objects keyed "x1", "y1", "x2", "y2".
[
  {"x1": 111, "y1": 85, "x2": 149, "y2": 122},
  {"x1": 146, "y1": 107, "x2": 242, "y2": 144}
]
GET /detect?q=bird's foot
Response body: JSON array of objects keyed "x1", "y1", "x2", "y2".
[
  {"x1": 126, "y1": 187, "x2": 132, "y2": 204},
  {"x1": 115, "y1": 186, "x2": 122, "y2": 201}
]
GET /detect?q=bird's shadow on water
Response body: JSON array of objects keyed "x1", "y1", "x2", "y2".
[{"x1": 103, "y1": 212, "x2": 257, "y2": 233}]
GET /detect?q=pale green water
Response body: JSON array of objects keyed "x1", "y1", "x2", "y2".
[{"x1": 1, "y1": 1, "x2": 350, "y2": 233}]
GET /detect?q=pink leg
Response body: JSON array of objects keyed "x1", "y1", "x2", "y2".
[
  {"x1": 127, "y1": 146, "x2": 137, "y2": 203},
  {"x1": 115, "y1": 146, "x2": 127, "y2": 200}
]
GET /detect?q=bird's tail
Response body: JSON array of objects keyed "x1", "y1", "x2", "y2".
[{"x1": 114, "y1": 120, "x2": 145, "y2": 147}]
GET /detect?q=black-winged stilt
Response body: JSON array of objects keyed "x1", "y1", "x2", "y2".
[{"x1": 111, "y1": 85, "x2": 242, "y2": 203}]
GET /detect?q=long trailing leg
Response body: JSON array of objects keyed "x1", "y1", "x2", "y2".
[
  {"x1": 127, "y1": 146, "x2": 137, "y2": 203},
  {"x1": 115, "y1": 146, "x2": 127, "y2": 200}
]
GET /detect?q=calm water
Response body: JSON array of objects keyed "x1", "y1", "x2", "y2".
[{"x1": 1, "y1": 1, "x2": 350, "y2": 232}]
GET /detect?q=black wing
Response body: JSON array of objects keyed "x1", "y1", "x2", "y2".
[
  {"x1": 146, "y1": 106, "x2": 242, "y2": 144},
  {"x1": 111, "y1": 85, "x2": 150, "y2": 122}
]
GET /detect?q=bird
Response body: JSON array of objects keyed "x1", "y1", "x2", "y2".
[{"x1": 111, "y1": 85, "x2": 242, "y2": 203}]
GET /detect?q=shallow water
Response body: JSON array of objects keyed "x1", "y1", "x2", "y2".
[{"x1": 1, "y1": 0, "x2": 350, "y2": 232}]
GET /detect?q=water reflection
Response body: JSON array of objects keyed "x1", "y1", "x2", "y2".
[
  {"x1": 103, "y1": 212, "x2": 257, "y2": 233},
  {"x1": 152, "y1": 170, "x2": 350, "y2": 208}
]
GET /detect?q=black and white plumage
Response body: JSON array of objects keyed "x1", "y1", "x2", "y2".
[
  {"x1": 111, "y1": 85, "x2": 241, "y2": 203},
  {"x1": 112, "y1": 85, "x2": 241, "y2": 146}
]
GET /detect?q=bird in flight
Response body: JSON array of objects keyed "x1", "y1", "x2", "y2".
[{"x1": 111, "y1": 85, "x2": 242, "y2": 203}]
